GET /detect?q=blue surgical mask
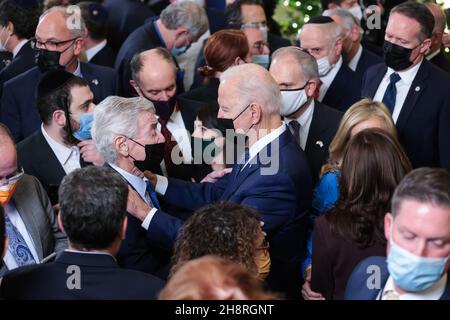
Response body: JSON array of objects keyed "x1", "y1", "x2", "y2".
[
  {"x1": 387, "y1": 224, "x2": 450, "y2": 292},
  {"x1": 171, "y1": 44, "x2": 191, "y2": 57},
  {"x1": 73, "y1": 113, "x2": 94, "y2": 141},
  {"x1": 252, "y1": 54, "x2": 269, "y2": 69}
]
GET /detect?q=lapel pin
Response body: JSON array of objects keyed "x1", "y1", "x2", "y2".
[
  {"x1": 415, "y1": 86, "x2": 420, "y2": 92},
  {"x1": 92, "y1": 79, "x2": 99, "y2": 86},
  {"x1": 316, "y1": 141, "x2": 324, "y2": 148}
]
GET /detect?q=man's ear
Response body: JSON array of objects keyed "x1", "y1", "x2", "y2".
[
  {"x1": 250, "y1": 103, "x2": 262, "y2": 125},
  {"x1": 350, "y1": 26, "x2": 361, "y2": 42},
  {"x1": 73, "y1": 37, "x2": 85, "y2": 56},
  {"x1": 334, "y1": 37, "x2": 343, "y2": 56},
  {"x1": 130, "y1": 80, "x2": 143, "y2": 97},
  {"x1": 57, "y1": 213, "x2": 66, "y2": 234},
  {"x1": 120, "y1": 216, "x2": 128, "y2": 241},
  {"x1": 384, "y1": 213, "x2": 393, "y2": 242},
  {"x1": 419, "y1": 38, "x2": 432, "y2": 55},
  {"x1": 114, "y1": 135, "x2": 129, "y2": 157},
  {"x1": 53, "y1": 110, "x2": 67, "y2": 128},
  {"x1": 234, "y1": 56, "x2": 245, "y2": 65},
  {"x1": 306, "y1": 79, "x2": 318, "y2": 97},
  {"x1": 174, "y1": 27, "x2": 189, "y2": 39}
]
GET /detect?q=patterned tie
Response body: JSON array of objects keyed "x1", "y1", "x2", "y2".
[
  {"x1": 4, "y1": 214, "x2": 36, "y2": 267},
  {"x1": 145, "y1": 180, "x2": 160, "y2": 210},
  {"x1": 385, "y1": 290, "x2": 400, "y2": 300},
  {"x1": 288, "y1": 120, "x2": 302, "y2": 147},
  {"x1": 382, "y1": 72, "x2": 401, "y2": 114}
]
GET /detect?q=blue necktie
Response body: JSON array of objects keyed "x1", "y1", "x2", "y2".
[
  {"x1": 145, "y1": 181, "x2": 160, "y2": 210},
  {"x1": 382, "y1": 72, "x2": 401, "y2": 114},
  {"x1": 288, "y1": 120, "x2": 301, "y2": 146},
  {"x1": 4, "y1": 214, "x2": 36, "y2": 267}
]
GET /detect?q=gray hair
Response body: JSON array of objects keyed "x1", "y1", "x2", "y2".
[
  {"x1": 40, "y1": 5, "x2": 87, "y2": 38},
  {"x1": 92, "y1": 96, "x2": 156, "y2": 164},
  {"x1": 323, "y1": 8, "x2": 361, "y2": 32},
  {"x1": 220, "y1": 64, "x2": 282, "y2": 115},
  {"x1": 160, "y1": 1, "x2": 209, "y2": 40},
  {"x1": 271, "y1": 46, "x2": 320, "y2": 81}
]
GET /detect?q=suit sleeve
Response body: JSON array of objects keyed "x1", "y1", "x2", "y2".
[
  {"x1": 162, "y1": 173, "x2": 232, "y2": 211},
  {"x1": 1, "y1": 81, "x2": 22, "y2": 142},
  {"x1": 33, "y1": 176, "x2": 68, "y2": 255},
  {"x1": 145, "y1": 209, "x2": 185, "y2": 251},
  {"x1": 439, "y1": 97, "x2": 450, "y2": 170},
  {"x1": 311, "y1": 217, "x2": 335, "y2": 300}
]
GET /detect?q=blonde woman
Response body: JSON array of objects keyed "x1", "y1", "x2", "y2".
[{"x1": 302, "y1": 98, "x2": 397, "y2": 300}]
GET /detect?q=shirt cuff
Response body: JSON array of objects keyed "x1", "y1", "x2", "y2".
[
  {"x1": 155, "y1": 175, "x2": 168, "y2": 195},
  {"x1": 141, "y1": 208, "x2": 158, "y2": 230}
]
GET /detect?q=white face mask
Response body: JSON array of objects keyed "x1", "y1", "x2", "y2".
[
  {"x1": 348, "y1": 4, "x2": 363, "y2": 22},
  {"x1": 0, "y1": 26, "x2": 11, "y2": 52},
  {"x1": 280, "y1": 86, "x2": 310, "y2": 117},
  {"x1": 316, "y1": 55, "x2": 334, "y2": 77}
]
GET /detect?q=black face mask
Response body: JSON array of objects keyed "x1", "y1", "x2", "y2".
[
  {"x1": 151, "y1": 98, "x2": 176, "y2": 123},
  {"x1": 127, "y1": 138, "x2": 165, "y2": 172},
  {"x1": 35, "y1": 48, "x2": 64, "y2": 73},
  {"x1": 383, "y1": 40, "x2": 420, "y2": 71},
  {"x1": 216, "y1": 103, "x2": 252, "y2": 137}
]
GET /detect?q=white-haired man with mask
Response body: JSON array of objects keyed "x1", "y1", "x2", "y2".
[
  {"x1": 346, "y1": 167, "x2": 450, "y2": 300},
  {"x1": 92, "y1": 96, "x2": 186, "y2": 279},
  {"x1": 269, "y1": 46, "x2": 342, "y2": 184},
  {"x1": 142, "y1": 63, "x2": 312, "y2": 299},
  {"x1": 298, "y1": 15, "x2": 361, "y2": 112},
  {"x1": 324, "y1": 8, "x2": 381, "y2": 77}
]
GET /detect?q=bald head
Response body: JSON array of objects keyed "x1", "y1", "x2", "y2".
[
  {"x1": 0, "y1": 124, "x2": 17, "y2": 179},
  {"x1": 130, "y1": 48, "x2": 178, "y2": 101},
  {"x1": 38, "y1": 6, "x2": 87, "y2": 39}
]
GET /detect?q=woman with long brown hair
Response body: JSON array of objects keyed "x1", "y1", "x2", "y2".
[{"x1": 309, "y1": 128, "x2": 412, "y2": 300}]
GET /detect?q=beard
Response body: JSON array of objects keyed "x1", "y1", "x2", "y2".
[{"x1": 62, "y1": 119, "x2": 81, "y2": 146}]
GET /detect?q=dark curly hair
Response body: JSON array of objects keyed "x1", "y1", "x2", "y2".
[
  {"x1": 326, "y1": 128, "x2": 412, "y2": 248},
  {"x1": 0, "y1": 0, "x2": 41, "y2": 40},
  {"x1": 170, "y1": 202, "x2": 262, "y2": 277}
]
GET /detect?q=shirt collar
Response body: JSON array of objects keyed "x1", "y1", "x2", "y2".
[
  {"x1": 73, "y1": 61, "x2": 82, "y2": 77},
  {"x1": 247, "y1": 123, "x2": 286, "y2": 163},
  {"x1": 284, "y1": 100, "x2": 315, "y2": 126},
  {"x1": 12, "y1": 39, "x2": 28, "y2": 58},
  {"x1": 41, "y1": 124, "x2": 79, "y2": 166},
  {"x1": 348, "y1": 45, "x2": 363, "y2": 72},
  {"x1": 321, "y1": 56, "x2": 343, "y2": 87},
  {"x1": 108, "y1": 162, "x2": 147, "y2": 199},
  {"x1": 65, "y1": 249, "x2": 117, "y2": 262},
  {"x1": 85, "y1": 39, "x2": 107, "y2": 62},
  {"x1": 153, "y1": 18, "x2": 167, "y2": 48},
  {"x1": 386, "y1": 59, "x2": 423, "y2": 86},
  {"x1": 382, "y1": 274, "x2": 447, "y2": 300}
]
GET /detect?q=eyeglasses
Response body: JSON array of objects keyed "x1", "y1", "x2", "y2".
[
  {"x1": 253, "y1": 41, "x2": 269, "y2": 54},
  {"x1": 0, "y1": 168, "x2": 24, "y2": 186},
  {"x1": 30, "y1": 37, "x2": 79, "y2": 51}
]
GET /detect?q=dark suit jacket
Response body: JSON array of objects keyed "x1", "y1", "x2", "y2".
[
  {"x1": 105, "y1": 163, "x2": 183, "y2": 279},
  {"x1": 354, "y1": 47, "x2": 382, "y2": 78},
  {"x1": 345, "y1": 256, "x2": 450, "y2": 300},
  {"x1": 361, "y1": 60, "x2": 450, "y2": 170},
  {"x1": 322, "y1": 63, "x2": 361, "y2": 112},
  {"x1": 311, "y1": 215, "x2": 386, "y2": 300},
  {"x1": 304, "y1": 101, "x2": 343, "y2": 184},
  {"x1": 429, "y1": 50, "x2": 450, "y2": 74},
  {"x1": 103, "y1": 0, "x2": 156, "y2": 53},
  {"x1": 153, "y1": 128, "x2": 313, "y2": 298},
  {"x1": 0, "y1": 51, "x2": 12, "y2": 71},
  {"x1": 0, "y1": 41, "x2": 36, "y2": 98},
  {"x1": 267, "y1": 32, "x2": 291, "y2": 53},
  {"x1": 0, "y1": 251, "x2": 165, "y2": 299},
  {"x1": 178, "y1": 77, "x2": 219, "y2": 108},
  {"x1": 0, "y1": 174, "x2": 67, "y2": 276},
  {"x1": 0, "y1": 62, "x2": 117, "y2": 142},
  {"x1": 16, "y1": 129, "x2": 91, "y2": 204},
  {"x1": 89, "y1": 43, "x2": 117, "y2": 68}
]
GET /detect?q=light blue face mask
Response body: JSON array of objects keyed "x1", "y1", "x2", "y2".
[
  {"x1": 73, "y1": 112, "x2": 93, "y2": 141},
  {"x1": 387, "y1": 223, "x2": 450, "y2": 292},
  {"x1": 171, "y1": 43, "x2": 191, "y2": 57},
  {"x1": 252, "y1": 54, "x2": 269, "y2": 69}
]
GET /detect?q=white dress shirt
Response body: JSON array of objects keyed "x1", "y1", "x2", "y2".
[
  {"x1": 41, "y1": 125, "x2": 81, "y2": 175},
  {"x1": 318, "y1": 56, "x2": 343, "y2": 102},
  {"x1": 12, "y1": 39, "x2": 28, "y2": 58},
  {"x1": 85, "y1": 39, "x2": 108, "y2": 62},
  {"x1": 378, "y1": 274, "x2": 447, "y2": 300},
  {"x1": 159, "y1": 108, "x2": 193, "y2": 176},
  {"x1": 155, "y1": 123, "x2": 287, "y2": 196},
  {"x1": 285, "y1": 100, "x2": 315, "y2": 150},
  {"x1": 426, "y1": 49, "x2": 441, "y2": 61},
  {"x1": 3, "y1": 201, "x2": 40, "y2": 270},
  {"x1": 372, "y1": 59, "x2": 423, "y2": 123},
  {"x1": 348, "y1": 45, "x2": 363, "y2": 72},
  {"x1": 108, "y1": 162, "x2": 158, "y2": 230}
]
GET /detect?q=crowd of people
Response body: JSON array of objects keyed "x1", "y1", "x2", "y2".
[{"x1": 0, "y1": 0, "x2": 449, "y2": 300}]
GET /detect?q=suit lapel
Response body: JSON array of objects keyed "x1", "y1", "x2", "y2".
[
  {"x1": 395, "y1": 61, "x2": 429, "y2": 133},
  {"x1": 12, "y1": 187, "x2": 44, "y2": 261},
  {"x1": 363, "y1": 64, "x2": 387, "y2": 98},
  {"x1": 305, "y1": 102, "x2": 326, "y2": 152},
  {"x1": 35, "y1": 130, "x2": 66, "y2": 185}
]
